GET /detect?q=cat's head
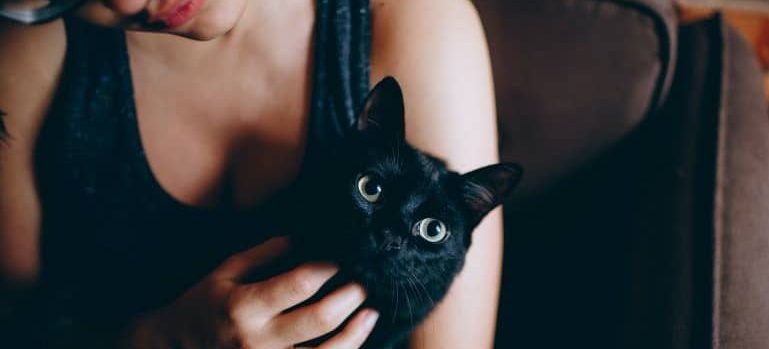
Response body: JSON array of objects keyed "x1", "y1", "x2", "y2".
[{"x1": 336, "y1": 77, "x2": 522, "y2": 320}]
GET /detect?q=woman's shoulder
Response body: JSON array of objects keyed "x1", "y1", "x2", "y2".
[
  {"x1": 371, "y1": 0, "x2": 483, "y2": 28},
  {"x1": 370, "y1": 0, "x2": 497, "y2": 171},
  {"x1": 369, "y1": 0, "x2": 492, "y2": 110},
  {"x1": 370, "y1": 0, "x2": 486, "y2": 64}
]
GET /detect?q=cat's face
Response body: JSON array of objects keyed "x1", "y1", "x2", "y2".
[
  {"x1": 344, "y1": 141, "x2": 470, "y2": 311},
  {"x1": 313, "y1": 77, "x2": 522, "y2": 325}
]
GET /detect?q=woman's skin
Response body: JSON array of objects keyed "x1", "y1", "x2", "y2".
[{"x1": 0, "y1": 0, "x2": 502, "y2": 348}]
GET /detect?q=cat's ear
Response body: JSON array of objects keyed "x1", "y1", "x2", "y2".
[
  {"x1": 356, "y1": 76, "x2": 405, "y2": 141},
  {"x1": 461, "y1": 163, "x2": 523, "y2": 223}
]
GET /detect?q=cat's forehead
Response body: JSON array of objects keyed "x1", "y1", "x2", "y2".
[
  {"x1": 364, "y1": 145, "x2": 448, "y2": 180},
  {"x1": 367, "y1": 150, "x2": 407, "y2": 177}
]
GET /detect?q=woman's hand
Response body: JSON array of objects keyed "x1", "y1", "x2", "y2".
[{"x1": 125, "y1": 238, "x2": 379, "y2": 349}]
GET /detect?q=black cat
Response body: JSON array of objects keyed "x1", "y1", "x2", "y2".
[{"x1": 274, "y1": 77, "x2": 522, "y2": 348}]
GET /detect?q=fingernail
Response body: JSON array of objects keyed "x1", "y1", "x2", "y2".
[
  {"x1": 272, "y1": 237, "x2": 291, "y2": 249},
  {"x1": 353, "y1": 283, "x2": 366, "y2": 294},
  {"x1": 363, "y1": 309, "x2": 379, "y2": 330},
  {"x1": 311, "y1": 261, "x2": 337, "y2": 269},
  {"x1": 316, "y1": 262, "x2": 339, "y2": 279}
]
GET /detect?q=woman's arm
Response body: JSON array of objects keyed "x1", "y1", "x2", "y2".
[
  {"x1": 371, "y1": 1, "x2": 501, "y2": 348},
  {"x1": 0, "y1": 19, "x2": 66, "y2": 289},
  {"x1": 0, "y1": 20, "x2": 65, "y2": 344}
]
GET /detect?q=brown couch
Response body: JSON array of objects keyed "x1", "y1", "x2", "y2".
[{"x1": 474, "y1": 1, "x2": 769, "y2": 348}]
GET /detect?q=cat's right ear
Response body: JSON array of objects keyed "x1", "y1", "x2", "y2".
[
  {"x1": 461, "y1": 163, "x2": 523, "y2": 224},
  {"x1": 356, "y1": 77, "x2": 406, "y2": 142}
]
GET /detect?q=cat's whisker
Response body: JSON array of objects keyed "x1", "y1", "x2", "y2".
[
  {"x1": 410, "y1": 271, "x2": 436, "y2": 307},
  {"x1": 393, "y1": 280, "x2": 401, "y2": 324},
  {"x1": 435, "y1": 262, "x2": 450, "y2": 275},
  {"x1": 419, "y1": 281, "x2": 435, "y2": 307},
  {"x1": 389, "y1": 279, "x2": 394, "y2": 320},
  {"x1": 405, "y1": 275, "x2": 424, "y2": 307},
  {"x1": 399, "y1": 279, "x2": 415, "y2": 328},
  {"x1": 402, "y1": 265, "x2": 432, "y2": 307},
  {"x1": 408, "y1": 282, "x2": 416, "y2": 328}
]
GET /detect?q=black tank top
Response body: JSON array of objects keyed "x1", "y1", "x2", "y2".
[{"x1": 31, "y1": 0, "x2": 371, "y2": 340}]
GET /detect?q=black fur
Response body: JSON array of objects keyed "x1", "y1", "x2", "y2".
[{"x1": 274, "y1": 77, "x2": 522, "y2": 348}]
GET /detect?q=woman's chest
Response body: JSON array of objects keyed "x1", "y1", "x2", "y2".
[{"x1": 128, "y1": 47, "x2": 314, "y2": 210}]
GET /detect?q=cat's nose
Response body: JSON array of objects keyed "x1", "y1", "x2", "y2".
[
  {"x1": 383, "y1": 235, "x2": 404, "y2": 251},
  {"x1": 379, "y1": 229, "x2": 404, "y2": 252},
  {"x1": 377, "y1": 228, "x2": 394, "y2": 239}
]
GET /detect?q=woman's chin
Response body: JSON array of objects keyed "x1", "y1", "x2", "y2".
[
  {"x1": 76, "y1": 0, "x2": 248, "y2": 42},
  {"x1": 167, "y1": 0, "x2": 247, "y2": 41},
  {"x1": 169, "y1": 23, "x2": 233, "y2": 41},
  {"x1": 181, "y1": 2, "x2": 248, "y2": 39}
]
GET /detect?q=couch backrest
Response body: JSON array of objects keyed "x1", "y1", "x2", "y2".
[{"x1": 475, "y1": 0, "x2": 677, "y2": 198}]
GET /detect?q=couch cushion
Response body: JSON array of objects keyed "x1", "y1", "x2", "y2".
[{"x1": 475, "y1": 0, "x2": 677, "y2": 198}]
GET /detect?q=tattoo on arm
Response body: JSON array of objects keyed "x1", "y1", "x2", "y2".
[{"x1": 0, "y1": 109, "x2": 8, "y2": 142}]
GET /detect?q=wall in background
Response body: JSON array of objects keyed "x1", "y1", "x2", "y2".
[
  {"x1": 679, "y1": 0, "x2": 769, "y2": 12},
  {"x1": 679, "y1": 2, "x2": 769, "y2": 101}
]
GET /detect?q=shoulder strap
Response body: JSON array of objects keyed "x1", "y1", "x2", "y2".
[
  {"x1": 309, "y1": 0, "x2": 372, "y2": 145},
  {"x1": 37, "y1": 17, "x2": 136, "y2": 213}
]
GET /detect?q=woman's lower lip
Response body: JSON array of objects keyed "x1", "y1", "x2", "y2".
[{"x1": 152, "y1": 0, "x2": 205, "y2": 29}]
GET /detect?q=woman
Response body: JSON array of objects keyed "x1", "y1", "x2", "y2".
[{"x1": 0, "y1": 0, "x2": 501, "y2": 348}]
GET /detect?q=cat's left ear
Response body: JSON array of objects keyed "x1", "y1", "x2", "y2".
[
  {"x1": 461, "y1": 163, "x2": 523, "y2": 224},
  {"x1": 356, "y1": 76, "x2": 406, "y2": 141}
]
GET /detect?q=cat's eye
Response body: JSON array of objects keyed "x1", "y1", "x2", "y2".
[
  {"x1": 357, "y1": 174, "x2": 383, "y2": 203},
  {"x1": 412, "y1": 218, "x2": 450, "y2": 244}
]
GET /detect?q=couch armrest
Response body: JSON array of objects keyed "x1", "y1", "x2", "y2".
[
  {"x1": 712, "y1": 16, "x2": 769, "y2": 349},
  {"x1": 622, "y1": 15, "x2": 769, "y2": 349}
]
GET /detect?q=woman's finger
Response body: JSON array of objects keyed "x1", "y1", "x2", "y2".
[
  {"x1": 230, "y1": 262, "x2": 338, "y2": 317},
  {"x1": 269, "y1": 283, "x2": 367, "y2": 345},
  {"x1": 215, "y1": 237, "x2": 291, "y2": 280},
  {"x1": 315, "y1": 308, "x2": 379, "y2": 349}
]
